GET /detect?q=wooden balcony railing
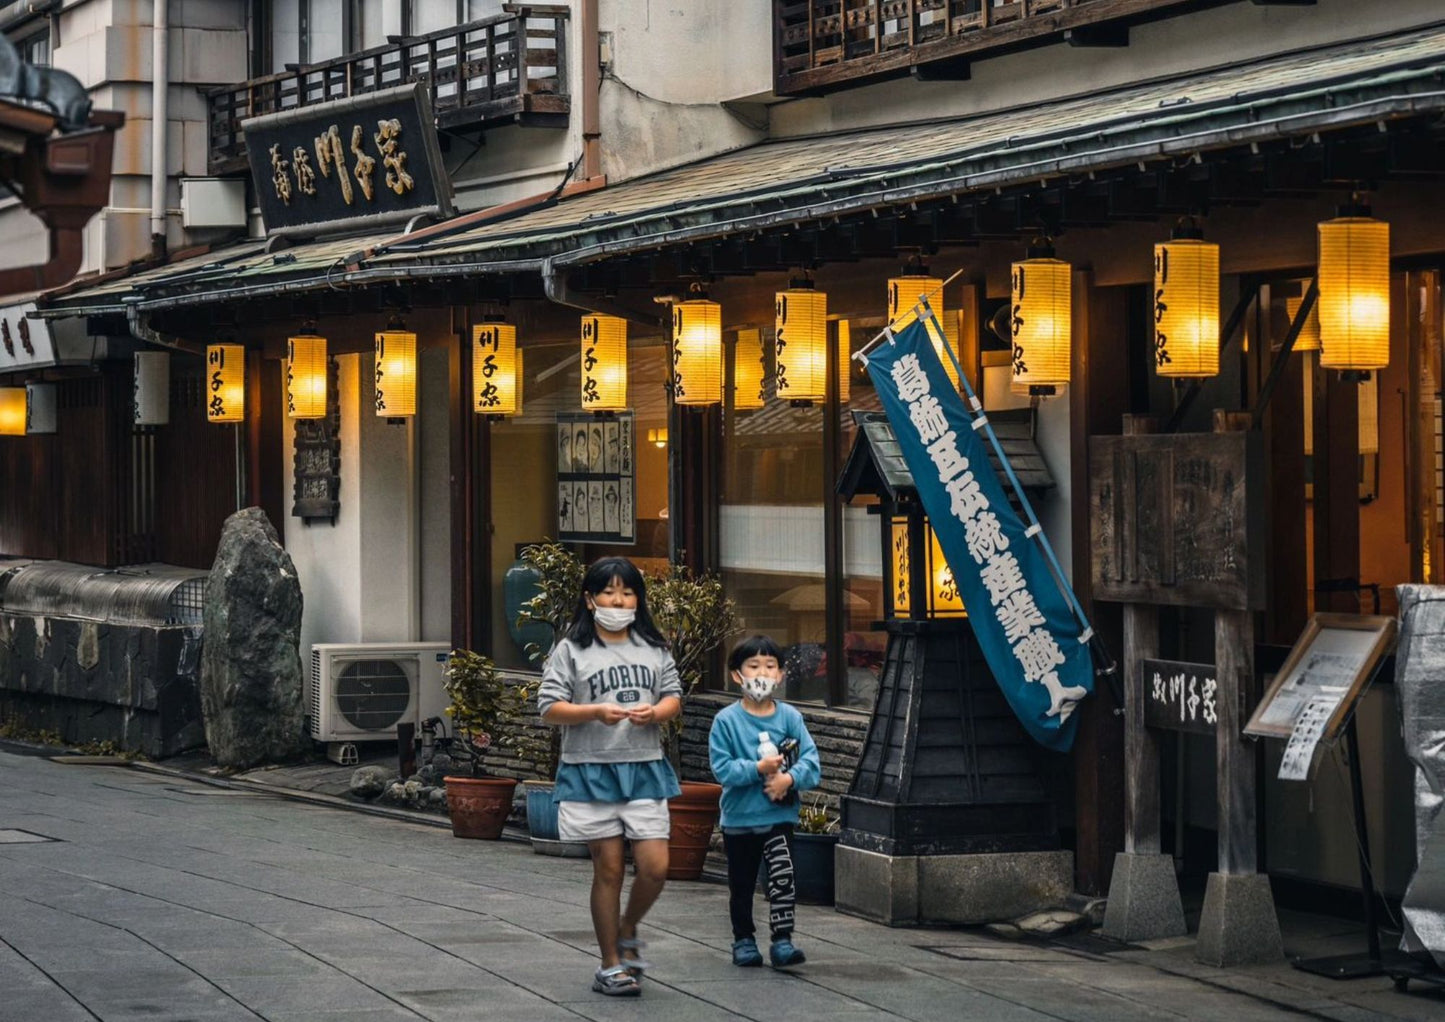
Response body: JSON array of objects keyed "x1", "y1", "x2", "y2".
[
  {"x1": 208, "y1": 4, "x2": 569, "y2": 174},
  {"x1": 775, "y1": 0, "x2": 1216, "y2": 95}
]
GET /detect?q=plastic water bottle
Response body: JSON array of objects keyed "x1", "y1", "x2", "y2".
[{"x1": 757, "y1": 731, "x2": 779, "y2": 762}]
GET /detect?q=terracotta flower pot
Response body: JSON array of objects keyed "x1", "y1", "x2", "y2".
[
  {"x1": 444, "y1": 775, "x2": 517, "y2": 840},
  {"x1": 667, "y1": 780, "x2": 722, "y2": 881}
]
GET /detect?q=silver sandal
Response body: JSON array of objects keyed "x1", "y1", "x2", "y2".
[
  {"x1": 592, "y1": 964, "x2": 641, "y2": 997},
  {"x1": 618, "y1": 936, "x2": 653, "y2": 974}
]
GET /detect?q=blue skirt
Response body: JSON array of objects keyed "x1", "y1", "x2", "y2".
[{"x1": 553, "y1": 759, "x2": 681, "y2": 803}]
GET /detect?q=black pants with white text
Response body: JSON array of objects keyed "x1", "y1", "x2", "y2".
[{"x1": 723, "y1": 823, "x2": 795, "y2": 941}]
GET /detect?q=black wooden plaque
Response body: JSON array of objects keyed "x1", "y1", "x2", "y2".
[
  {"x1": 1141, "y1": 658, "x2": 1218, "y2": 735},
  {"x1": 292, "y1": 359, "x2": 341, "y2": 523},
  {"x1": 243, "y1": 83, "x2": 453, "y2": 237},
  {"x1": 1089, "y1": 431, "x2": 1264, "y2": 610}
]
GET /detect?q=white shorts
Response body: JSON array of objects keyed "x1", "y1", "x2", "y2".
[{"x1": 557, "y1": 798, "x2": 671, "y2": 843}]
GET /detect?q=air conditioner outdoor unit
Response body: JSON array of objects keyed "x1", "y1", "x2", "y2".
[{"x1": 308, "y1": 642, "x2": 452, "y2": 744}]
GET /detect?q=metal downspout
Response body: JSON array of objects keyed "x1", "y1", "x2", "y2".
[
  {"x1": 581, "y1": 0, "x2": 601, "y2": 182},
  {"x1": 150, "y1": 0, "x2": 169, "y2": 258},
  {"x1": 125, "y1": 298, "x2": 195, "y2": 353},
  {"x1": 540, "y1": 256, "x2": 661, "y2": 330}
]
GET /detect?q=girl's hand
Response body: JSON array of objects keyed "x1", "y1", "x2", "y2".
[
  {"x1": 594, "y1": 704, "x2": 629, "y2": 725},
  {"x1": 626, "y1": 704, "x2": 655, "y2": 725},
  {"x1": 763, "y1": 771, "x2": 794, "y2": 801}
]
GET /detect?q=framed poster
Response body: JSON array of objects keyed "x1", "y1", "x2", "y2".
[
  {"x1": 1244, "y1": 613, "x2": 1396, "y2": 742},
  {"x1": 557, "y1": 411, "x2": 635, "y2": 544}
]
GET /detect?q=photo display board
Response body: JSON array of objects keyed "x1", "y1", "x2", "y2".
[{"x1": 556, "y1": 411, "x2": 635, "y2": 544}]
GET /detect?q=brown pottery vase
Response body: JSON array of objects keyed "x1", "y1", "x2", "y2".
[
  {"x1": 444, "y1": 775, "x2": 518, "y2": 840},
  {"x1": 667, "y1": 780, "x2": 722, "y2": 880}
]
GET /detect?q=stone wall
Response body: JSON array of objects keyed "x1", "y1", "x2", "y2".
[{"x1": 0, "y1": 612, "x2": 205, "y2": 757}]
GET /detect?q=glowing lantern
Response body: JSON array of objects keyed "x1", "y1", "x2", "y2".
[
  {"x1": 733, "y1": 327, "x2": 765, "y2": 411},
  {"x1": 775, "y1": 282, "x2": 827, "y2": 403},
  {"x1": 581, "y1": 314, "x2": 628, "y2": 412},
  {"x1": 134, "y1": 352, "x2": 170, "y2": 425},
  {"x1": 1358, "y1": 372, "x2": 1379, "y2": 456},
  {"x1": 0, "y1": 387, "x2": 25, "y2": 435},
  {"x1": 1010, "y1": 243, "x2": 1072, "y2": 394},
  {"x1": 673, "y1": 296, "x2": 723, "y2": 406},
  {"x1": 515, "y1": 348, "x2": 525, "y2": 416},
  {"x1": 888, "y1": 273, "x2": 959, "y2": 389},
  {"x1": 286, "y1": 332, "x2": 328, "y2": 419},
  {"x1": 1285, "y1": 290, "x2": 1320, "y2": 352},
  {"x1": 887, "y1": 511, "x2": 966, "y2": 620},
  {"x1": 374, "y1": 322, "x2": 417, "y2": 417},
  {"x1": 25, "y1": 383, "x2": 55, "y2": 434},
  {"x1": 838, "y1": 319, "x2": 852, "y2": 404},
  {"x1": 472, "y1": 320, "x2": 519, "y2": 416},
  {"x1": 1317, "y1": 212, "x2": 1390, "y2": 371},
  {"x1": 205, "y1": 343, "x2": 245, "y2": 423},
  {"x1": 1153, "y1": 225, "x2": 1220, "y2": 378},
  {"x1": 647, "y1": 427, "x2": 669, "y2": 448}
]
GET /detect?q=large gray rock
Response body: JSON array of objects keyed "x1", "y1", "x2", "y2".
[{"x1": 200, "y1": 508, "x2": 309, "y2": 768}]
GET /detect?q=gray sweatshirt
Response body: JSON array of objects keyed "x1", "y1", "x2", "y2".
[{"x1": 536, "y1": 634, "x2": 683, "y2": 764}]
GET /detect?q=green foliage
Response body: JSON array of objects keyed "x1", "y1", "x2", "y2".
[
  {"x1": 796, "y1": 794, "x2": 839, "y2": 835},
  {"x1": 443, "y1": 649, "x2": 543, "y2": 777},
  {"x1": 645, "y1": 563, "x2": 739, "y2": 699},
  {"x1": 514, "y1": 541, "x2": 586, "y2": 665}
]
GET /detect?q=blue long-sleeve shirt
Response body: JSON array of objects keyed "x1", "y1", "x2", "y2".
[{"x1": 709, "y1": 700, "x2": 821, "y2": 829}]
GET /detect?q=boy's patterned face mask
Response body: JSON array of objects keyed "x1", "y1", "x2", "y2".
[{"x1": 738, "y1": 673, "x2": 780, "y2": 702}]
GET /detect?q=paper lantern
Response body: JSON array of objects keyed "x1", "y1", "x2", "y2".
[
  {"x1": 1318, "y1": 215, "x2": 1390, "y2": 371},
  {"x1": 25, "y1": 383, "x2": 55, "y2": 434},
  {"x1": 374, "y1": 324, "x2": 417, "y2": 417},
  {"x1": 838, "y1": 318, "x2": 852, "y2": 404},
  {"x1": 286, "y1": 332, "x2": 328, "y2": 419},
  {"x1": 1358, "y1": 371, "x2": 1380, "y2": 456},
  {"x1": 0, "y1": 387, "x2": 25, "y2": 435},
  {"x1": 205, "y1": 343, "x2": 245, "y2": 423},
  {"x1": 472, "y1": 321, "x2": 519, "y2": 416},
  {"x1": 889, "y1": 515, "x2": 912, "y2": 619},
  {"x1": 888, "y1": 512, "x2": 965, "y2": 620},
  {"x1": 134, "y1": 351, "x2": 170, "y2": 425},
  {"x1": 733, "y1": 327, "x2": 765, "y2": 411},
  {"x1": 1010, "y1": 253, "x2": 1072, "y2": 392},
  {"x1": 889, "y1": 274, "x2": 959, "y2": 389},
  {"x1": 647, "y1": 427, "x2": 669, "y2": 448},
  {"x1": 1285, "y1": 290, "x2": 1320, "y2": 352},
  {"x1": 673, "y1": 297, "x2": 723, "y2": 406},
  {"x1": 925, "y1": 521, "x2": 966, "y2": 619},
  {"x1": 581, "y1": 314, "x2": 628, "y2": 412},
  {"x1": 774, "y1": 284, "x2": 826, "y2": 403},
  {"x1": 1153, "y1": 232, "x2": 1220, "y2": 378}
]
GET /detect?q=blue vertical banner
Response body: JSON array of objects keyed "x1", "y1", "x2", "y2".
[{"x1": 863, "y1": 315, "x2": 1093, "y2": 751}]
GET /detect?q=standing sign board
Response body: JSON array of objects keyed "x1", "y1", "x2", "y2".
[
  {"x1": 243, "y1": 83, "x2": 454, "y2": 238},
  {"x1": 1142, "y1": 659, "x2": 1218, "y2": 736},
  {"x1": 557, "y1": 412, "x2": 635, "y2": 544}
]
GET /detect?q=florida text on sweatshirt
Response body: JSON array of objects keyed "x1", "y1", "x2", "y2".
[{"x1": 537, "y1": 635, "x2": 683, "y2": 764}]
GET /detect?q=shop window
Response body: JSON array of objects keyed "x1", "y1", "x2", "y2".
[
  {"x1": 16, "y1": 29, "x2": 49, "y2": 67},
  {"x1": 487, "y1": 339, "x2": 669, "y2": 670}
]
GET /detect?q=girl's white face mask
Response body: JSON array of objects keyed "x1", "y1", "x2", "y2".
[
  {"x1": 737, "y1": 672, "x2": 780, "y2": 703},
  {"x1": 592, "y1": 606, "x2": 636, "y2": 633}
]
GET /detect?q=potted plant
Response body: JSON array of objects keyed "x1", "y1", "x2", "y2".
[
  {"x1": 441, "y1": 649, "x2": 534, "y2": 840},
  {"x1": 512, "y1": 541, "x2": 587, "y2": 855},
  {"x1": 646, "y1": 563, "x2": 740, "y2": 880},
  {"x1": 792, "y1": 794, "x2": 841, "y2": 905}
]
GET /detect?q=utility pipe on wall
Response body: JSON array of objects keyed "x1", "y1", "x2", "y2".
[
  {"x1": 581, "y1": 0, "x2": 601, "y2": 181},
  {"x1": 150, "y1": 0, "x2": 169, "y2": 257}
]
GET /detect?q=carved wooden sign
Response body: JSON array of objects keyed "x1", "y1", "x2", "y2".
[
  {"x1": 1090, "y1": 431, "x2": 1263, "y2": 610},
  {"x1": 292, "y1": 359, "x2": 340, "y2": 523},
  {"x1": 1142, "y1": 658, "x2": 1218, "y2": 735}
]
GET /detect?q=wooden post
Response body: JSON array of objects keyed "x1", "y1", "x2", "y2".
[{"x1": 1122, "y1": 414, "x2": 1161, "y2": 855}]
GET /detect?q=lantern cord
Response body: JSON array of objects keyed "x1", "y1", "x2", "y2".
[
  {"x1": 853, "y1": 268, "x2": 967, "y2": 363},
  {"x1": 920, "y1": 296, "x2": 1121, "y2": 699}
]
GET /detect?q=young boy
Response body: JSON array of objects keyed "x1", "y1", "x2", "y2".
[{"x1": 709, "y1": 635, "x2": 822, "y2": 969}]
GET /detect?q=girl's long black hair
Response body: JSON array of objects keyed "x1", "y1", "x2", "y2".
[{"x1": 562, "y1": 556, "x2": 669, "y2": 650}]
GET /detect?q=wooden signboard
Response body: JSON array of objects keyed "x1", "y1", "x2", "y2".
[
  {"x1": 1090, "y1": 430, "x2": 1264, "y2": 611},
  {"x1": 1141, "y1": 658, "x2": 1218, "y2": 736}
]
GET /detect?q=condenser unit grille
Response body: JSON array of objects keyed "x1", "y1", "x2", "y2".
[
  {"x1": 334, "y1": 659, "x2": 412, "y2": 731},
  {"x1": 309, "y1": 649, "x2": 323, "y2": 734}
]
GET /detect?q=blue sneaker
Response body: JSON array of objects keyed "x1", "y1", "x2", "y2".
[
  {"x1": 769, "y1": 938, "x2": 806, "y2": 968},
  {"x1": 731, "y1": 936, "x2": 763, "y2": 967}
]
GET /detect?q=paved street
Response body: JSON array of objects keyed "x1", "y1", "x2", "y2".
[{"x1": 1, "y1": 746, "x2": 1441, "y2": 1022}]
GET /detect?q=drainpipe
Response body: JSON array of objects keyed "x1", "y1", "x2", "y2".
[
  {"x1": 541, "y1": 256, "x2": 661, "y2": 330},
  {"x1": 150, "y1": 0, "x2": 169, "y2": 258},
  {"x1": 125, "y1": 298, "x2": 197, "y2": 353},
  {"x1": 580, "y1": 0, "x2": 601, "y2": 182}
]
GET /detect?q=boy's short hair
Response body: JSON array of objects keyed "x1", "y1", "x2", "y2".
[{"x1": 728, "y1": 634, "x2": 784, "y2": 672}]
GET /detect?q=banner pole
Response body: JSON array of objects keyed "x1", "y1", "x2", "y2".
[{"x1": 916, "y1": 297, "x2": 1119, "y2": 683}]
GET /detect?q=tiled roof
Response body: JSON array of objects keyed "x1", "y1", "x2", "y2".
[{"x1": 42, "y1": 22, "x2": 1445, "y2": 315}]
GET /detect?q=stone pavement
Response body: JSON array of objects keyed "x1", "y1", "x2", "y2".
[{"x1": 2, "y1": 745, "x2": 1443, "y2": 1022}]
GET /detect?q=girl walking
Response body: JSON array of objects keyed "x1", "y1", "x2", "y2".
[{"x1": 537, "y1": 556, "x2": 683, "y2": 997}]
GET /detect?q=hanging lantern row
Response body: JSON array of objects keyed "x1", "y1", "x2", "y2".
[
  {"x1": 287, "y1": 331, "x2": 328, "y2": 419},
  {"x1": 374, "y1": 320, "x2": 417, "y2": 418},
  {"x1": 135, "y1": 351, "x2": 170, "y2": 425},
  {"x1": 1317, "y1": 209, "x2": 1390, "y2": 371},
  {"x1": 473, "y1": 320, "x2": 520, "y2": 417},
  {"x1": 0, "y1": 387, "x2": 25, "y2": 436},
  {"x1": 888, "y1": 272, "x2": 961, "y2": 390},
  {"x1": 1011, "y1": 240, "x2": 1072, "y2": 395},
  {"x1": 206, "y1": 343, "x2": 245, "y2": 423},
  {"x1": 776, "y1": 280, "x2": 827, "y2": 403},
  {"x1": 581, "y1": 313, "x2": 628, "y2": 412},
  {"x1": 734, "y1": 327, "x2": 766, "y2": 410}
]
